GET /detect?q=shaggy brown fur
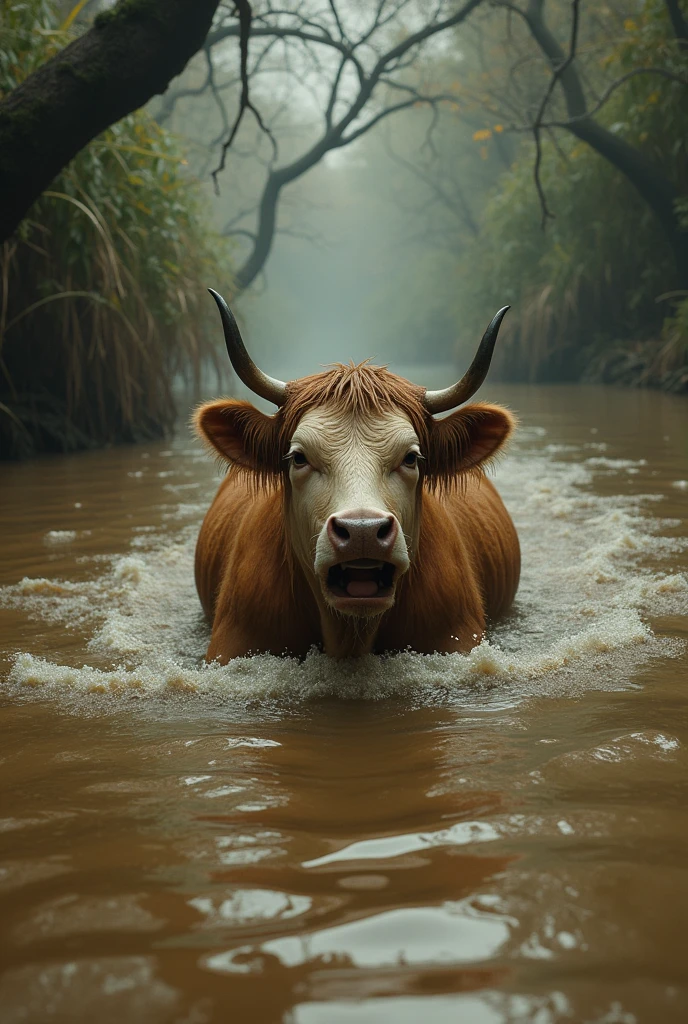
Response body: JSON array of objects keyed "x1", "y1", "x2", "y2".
[{"x1": 194, "y1": 362, "x2": 520, "y2": 661}]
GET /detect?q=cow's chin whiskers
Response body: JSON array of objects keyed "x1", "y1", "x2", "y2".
[{"x1": 317, "y1": 599, "x2": 390, "y2": 659}]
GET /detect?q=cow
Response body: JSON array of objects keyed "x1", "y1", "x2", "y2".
[{"x1": 194, "y1": 290, "x2": 520, "y2": 661}]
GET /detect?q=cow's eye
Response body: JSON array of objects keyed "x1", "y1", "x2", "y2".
[
  {"x1": 402, "y1": 451, "x2": 419, "y2": 468},
  {"x1": 291, "y1": 451, "x2": 308, "y2": 467}
]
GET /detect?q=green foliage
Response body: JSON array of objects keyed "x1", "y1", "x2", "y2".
[
  {"x1": 454, "y1": 0, "x2": 688, "y2": 388},
  {"x1": 0, "y1": 0, "x2": 233, "y2": 458}
]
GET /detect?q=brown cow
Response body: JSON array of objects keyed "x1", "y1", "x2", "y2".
[{"x1": 194, "y1": 291, "x2": 520, "y2": 661}]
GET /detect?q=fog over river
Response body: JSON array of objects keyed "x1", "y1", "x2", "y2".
[{"x1": 0, "y1": 381, "x2": 687, "y2": 1023}]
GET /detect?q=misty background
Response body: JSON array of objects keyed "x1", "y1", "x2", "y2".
[{"x1": 1, "y1": 0, "x2": 686, "y2": 457}]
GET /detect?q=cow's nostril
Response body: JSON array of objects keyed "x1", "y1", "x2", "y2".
[
  {"x1": 377, "y1": 518, "x2": 393, "y2": 540},
  {"x1": 331, "y1": 519, "x2": 350, "y2": 541},
  {"x1": 327, "y1": 510, "x2": 397, "y2": 555}
]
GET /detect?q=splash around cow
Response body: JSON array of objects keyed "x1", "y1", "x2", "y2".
[{"x1": 193, "y1": 290, "x2": 520, "y2": 661}]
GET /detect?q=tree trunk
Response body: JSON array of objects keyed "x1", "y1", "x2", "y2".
[
  {"x1": 0, "y1": 0, "x2": 222, "y2": 244},
  {"x1": 526, "y1": 0, "x2": 688, "y2": 281},
  {"x1": 234, "y1": 176, "x2": 283, "y2": 291}
]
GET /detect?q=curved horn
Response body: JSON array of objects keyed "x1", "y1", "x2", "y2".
[
  {"x1": 424, "y1": 306, "x2": 510, "y2": 415},
  {"x1": 208, "y1": 288, "x2": 287, "y2": 407}
]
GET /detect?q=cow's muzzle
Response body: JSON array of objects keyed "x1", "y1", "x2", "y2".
[
  {"x1": 327, "y1": 512, "x2": 398, "y2": 559},
  {"x1": 318, "y1": 508, "x2": 409, "y2": 614}
]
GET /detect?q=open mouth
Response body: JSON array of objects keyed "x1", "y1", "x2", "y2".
[{"x1": 326, "y1": 559, "x2": 396, "y2": 601}]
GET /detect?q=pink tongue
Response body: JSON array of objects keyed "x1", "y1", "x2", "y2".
[{"x1": 346, "y1": 579, "x2": 379, "y2": 598}]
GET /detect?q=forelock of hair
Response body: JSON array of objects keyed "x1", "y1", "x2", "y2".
[
  {"x1": 226, "y1": 362, "x2": 490, "y2": 493},
  {"x1": 279, "y1": 362, "x2": 429, "y2": 448}
]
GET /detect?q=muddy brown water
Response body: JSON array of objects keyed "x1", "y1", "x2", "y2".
[{"x1": 0, "y1": 382, "x2": 687, "y2": 1024}]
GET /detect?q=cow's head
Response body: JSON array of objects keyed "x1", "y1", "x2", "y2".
[{"x1": 195, "y1": 291, "x2": 515, "y2": 623}]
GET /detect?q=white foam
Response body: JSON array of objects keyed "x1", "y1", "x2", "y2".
[
  {"x1": 585, "y1": 457, "x2": 647, "y2": 471},
  {"x1": 1, "y1": 439, "x2": 686, "y2": 707},
  {"x1": 43, "y1": 530, "x2": 84, "y2": 545}
]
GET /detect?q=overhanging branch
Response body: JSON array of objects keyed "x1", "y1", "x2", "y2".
[
  {"x1": 212, "y1": 0, "x2": 276, "y2": 189},
  {"x1": 0, "y1": 0, "x2": 223, "y2": 243}
]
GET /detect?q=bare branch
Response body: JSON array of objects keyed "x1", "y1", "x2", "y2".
[
  {"x1": 543, "y1": 66, "x2": 688, "y2": 126},
  {"x1": 530, "y1": 0, "x2": 581, "y2": 228},
  {"x1": 325, "y1": 54, "x2": 348, "y2": 128},
  {"x1": 339, "y1": 98, "x2": 418, "y2": 145},
  {"x1": 222, "y1": 227, "x2": 258, "y2": 240},
  {"x1": 203, "y1": 0, "x2": 488, "y2": 290},
  {"x1": 212, "y1": 0, "x2": 277, "y2": 191},
  {"x1": 327, "y1": 0, "x2": 347, "y2": 42},
  {"x1": 222, "y1": 204, "x2": 258, "y2": 233},
  {"x1": 157, "y1": 46, "x2": 214, "y2": 124},
  {"x1": 208, "y1": 20, "x2": 356, "y2": 62},
  {"x1": 207, "y1": 46, "x2": 232, "y2": 147}
]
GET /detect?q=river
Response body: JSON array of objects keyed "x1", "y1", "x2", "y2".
[{"x1": 0, "y1": 382, "x2": 687, "y2": 1023}]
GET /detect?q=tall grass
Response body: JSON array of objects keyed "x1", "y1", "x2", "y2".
[
  {"x1": 0, "y1": 0, "x2": 233, "y2": 458},
  {"x1": 455, "y1": 0, "x2": 688, "y2": 390}
]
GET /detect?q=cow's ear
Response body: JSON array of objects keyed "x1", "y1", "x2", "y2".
[
  {"x1": 193, "y1": 399, "x2": 281, "y2": 476},
  {"x1": 427, "y1": 402, "x2": 516, "y2": 482}
]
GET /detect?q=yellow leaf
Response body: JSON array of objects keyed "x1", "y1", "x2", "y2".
[
  {"x1": 647, "y1": 91, "x2": 659, "y2": 104},
  {"x1": 624, "y1": 18, "x2": 637, "y2": 31},
  {"x1": 472, "y1": 128, "x2": 492, "y2": 142},
  {"x1": 493, "y1": 124, "x2": 504, "y2": 133},
  {"x1": 61, "y1": 0, "x2": 90, "y2": 31}
]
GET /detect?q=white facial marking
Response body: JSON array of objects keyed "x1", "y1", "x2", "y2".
[{"x1": 286, "y1": 405, "x2": 421, "y2": 615}]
